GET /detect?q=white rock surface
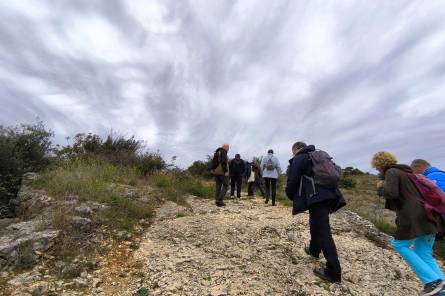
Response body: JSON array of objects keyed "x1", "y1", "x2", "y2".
[{"x1": 96, "y1": 197, "x2": 423, "y2": 296}]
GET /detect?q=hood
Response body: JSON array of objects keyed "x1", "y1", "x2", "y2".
[
  {"x1": 424, "y1": 167, "x2": 442, "y2": 176},
  {"x1": 386, "y1": 164, "x2": 412, "y2": 174},
  {"x1": 297, "y1": 145, "x2": 315, "y2": 155}
]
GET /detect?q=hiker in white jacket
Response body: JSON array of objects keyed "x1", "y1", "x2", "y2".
[{"x1": 261, "y1": 149, "x2": 282, "y2": 205}]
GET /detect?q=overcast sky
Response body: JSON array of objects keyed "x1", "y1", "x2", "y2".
[{"x1": 1, "y1": 0, "x2": 445, "y2": 171}]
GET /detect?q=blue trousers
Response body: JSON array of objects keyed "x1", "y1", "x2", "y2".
[{"x1": 392, "y1": 235, "x2": 445, "y2": 284}]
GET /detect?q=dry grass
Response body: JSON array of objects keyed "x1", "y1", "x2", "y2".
[{"x1": 32, "y1": 159, "x2": 154, "y2": 231}]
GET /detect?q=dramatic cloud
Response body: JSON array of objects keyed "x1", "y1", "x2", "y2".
[{"x1": 1, "y1": 0, "x2": 445, "y2": 170}]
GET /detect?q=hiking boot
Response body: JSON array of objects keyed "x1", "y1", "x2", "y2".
[
  {"x1": 304, "y1": 245, "x2": 319, "y2": 259},
  {"x1": 436, "y1": 284, "x2": 445, "y2": 295},
  {"x1": 313, "y1": 267, "x2": 341, "y2": 283},
  {"x1": 421, "y1": 280, "x2": 445, "y2": 296},
  {"x1": 216, "y1": 203, "x2": 226, "y2": 207},
  {"x1": 265, "y1": 199, "x2": 269, "y2": 204}
]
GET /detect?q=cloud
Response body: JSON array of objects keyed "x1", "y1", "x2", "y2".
[{"x1": 1, "y1": 0, "x2": 445, "y2": 171}]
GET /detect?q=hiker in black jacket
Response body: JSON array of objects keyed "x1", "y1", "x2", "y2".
[
  {"x1": 211, "y1": 144, "x2": 230, "y2": 207},
  {"x1": 286, "y1": 142, "x2": 346, "y2": 283},
  {"x1": 229, "y1": 154, "x2": 245, "y2": 199}
]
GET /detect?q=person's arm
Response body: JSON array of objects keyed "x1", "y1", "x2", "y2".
[
  {"x1": 382, "y1": 169, "x2": 400, "y2": 200},
  {"x1": 276, "y1": 158, "x2": 282, "y2": 175},
  {"x1": 242, "y1": 161, "x2": 247, "y2": 176},
  {"x1": 286, "y1": 156, "x2": 303, "y2": 200},
  {"x1": 222, "y1": 151, "x2": 229, "y2": 173}
]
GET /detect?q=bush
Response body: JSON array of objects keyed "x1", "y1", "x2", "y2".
[
  {"x1": 32, "y1": 159, "x2": 153, "y2": 230},
  {"x1": 0, "y1": 122, "x2": 53, "y2": 217},
  {"x1": 187, "y1": 157, "x2": 213, "y2": 179},
  {"x1": 343, "y1": 167, "x2": 365, "y2": 176},
  {"x1": 339, "y1": 176, "x2": 357, "y2": 189},
  {"x1": 57, "y1": 133, "x2": 166, "y2": 175},
  {"x1": 149, "y1": 172, "x2": 214, "y2": 205},
  {"x1": 59, "y1": 133, "x2": 142, "y2": 159},
  {"x1": 138, "y1": 152, "x2": 166, "y2": 176}
]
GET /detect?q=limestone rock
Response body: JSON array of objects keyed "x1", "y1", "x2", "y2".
[
  {"x1": 94, "y1": 197, "x2": 423, "y2": 296},
  {"x1": 74, "y1": 204, "x2": 93, "y2": 217},
  {"x1": 61, "y1": 264, "x2": 82, "y2": 279},
  {"x1": 69, "y1": 216, "x2": 92, "y2": 232},
  {"x1": 8, "y1": 270, "x2": 42, "y2": 286},
  {"x1": 0, "y1": 230, "x2": 59, "y2": 264}
]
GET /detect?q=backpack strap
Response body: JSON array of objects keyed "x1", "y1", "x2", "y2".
[{"x1": 299, "y1": 175, "x2": 317, "y2": 198}]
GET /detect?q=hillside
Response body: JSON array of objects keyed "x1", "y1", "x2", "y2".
[
  {"x1": 95, "y1": 196, "x2": 421, "y2": 296},
  {"x1": 0, "y1": 169, "x2": 434, "y2": 296}
]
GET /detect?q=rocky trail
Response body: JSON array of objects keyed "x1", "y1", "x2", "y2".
[{"x1": 94, "y1": 196, "x2": 422, "y2": 296}]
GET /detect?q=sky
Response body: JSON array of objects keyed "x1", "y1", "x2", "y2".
[{"x1": 1, "y1": 0, "x2": 445, "y2": 171}]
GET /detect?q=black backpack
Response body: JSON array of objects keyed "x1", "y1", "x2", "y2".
[
  {"x1": 308, "y1": 150, "x2": 342, "y2": 187},
  {"x1": 211, "y1": 150, "x2": 224, "y2": 175}
]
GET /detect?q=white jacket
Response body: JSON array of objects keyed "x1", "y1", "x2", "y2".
[{"x1": 261, "y1": 153, "x2": 282, "y2": 179}]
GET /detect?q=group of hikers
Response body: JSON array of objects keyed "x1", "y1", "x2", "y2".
[
  {"x1": 211, "y1": 142, "x2": 445, "y2": 296},
  {"x1": 211, "y1": 144, "x2": 282, "y2": 206}
]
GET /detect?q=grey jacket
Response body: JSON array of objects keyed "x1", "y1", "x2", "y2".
[{"x1": 261, "y1": 153, "x2": 282, "y2": 179}]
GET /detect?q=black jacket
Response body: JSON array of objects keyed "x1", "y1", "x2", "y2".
[
  {"x1": 230, "y1": 158, "x2": 245, "y2": 177},
  {"x1": 212, "y1": 148, "x2": 229, "y2": 173},
  {"x1": 285, "y1": 145, "x2": 346, "y2": 215}
]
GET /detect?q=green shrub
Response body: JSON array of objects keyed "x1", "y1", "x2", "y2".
[
  {"x1": 138, "y1": 152, "x2": 166, "y2": 176},
  {"x1": 339, "y1": 176, "x2": 357, "y2": 189},
  {"x1": 59, "y1": 133, "x2": 142, "y2": 158},
  {"x1": 135, "y1": 287, "x2": 149, "y2": 296},
  {"x1": 0, "y1": 122, "x2": 53, "y2": 217},
  {"x1": 57, "y1": 133, "x2": 166, "y2": 175},
  {"x1": 103, "y1": 195, "x2": 154, "y2": 230},
  {"x1": 33, "y1": 160, "x2": 154, "y2": 230},
  {"x1": 187, "y1": 157, "x2": 213, "y2": 179},
  {"x1": 15, "y1": 243, "x2": 37, "y2": 270},
  {"x1": 343, "y1": 166, "x2": 365, "y2": 176},
  {"x1": 149, "y1": 172, "x2": 214, "y2": 204}
]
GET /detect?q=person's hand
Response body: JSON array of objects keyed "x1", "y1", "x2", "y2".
[
  {"x1": 376, "y1": 180, "x2": 384, "y2": 189},
  {"x1": 224, "y1": 172, "x2": 229, "y2": 177}
]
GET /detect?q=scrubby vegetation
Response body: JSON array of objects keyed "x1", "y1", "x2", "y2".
[
  {"x1": 0, "y1": 122, "x2": 215, "y2": 275},
  {"x1": 187, "y1": 157, "x2": 213, "y2": 179},
  {"x1": 0, "y1": 122, "x2": 53, "y2": 217}
]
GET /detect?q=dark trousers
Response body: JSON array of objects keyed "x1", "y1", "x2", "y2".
[
  {"x1": 309, "y1": 200, "x2": 341, "y2": 281},
  {"x1": 230, "y1": 176, "x2": 242, "y2": 198},
  {"x1": 215, "y1": 176, "x2": 229, "y2": 205},
  {"x1": 248, "y1": 181, "x2": 266, "y2": 197},
  {"x1": 264, "y1": 177, "x2": 277, "y2": 205}
]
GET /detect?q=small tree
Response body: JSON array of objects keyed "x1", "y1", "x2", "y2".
[
  {"x1": 0, "y1": 122, "x2": 53, "y2": 217},
  {"x1": 187, "y1": 156, "x2": 213, "y2": 179},
  {"x1": 138, "y1": 152, "x2": 167, "y2": 176}
]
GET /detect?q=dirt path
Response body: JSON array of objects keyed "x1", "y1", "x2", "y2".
[{"x1": 95, "y1": 196, "x2": 421, "y2": 296}]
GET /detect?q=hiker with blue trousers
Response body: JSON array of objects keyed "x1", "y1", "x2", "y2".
[
  {"x1": 373, "y1": 152, "x2": 445, "y2": 296},
  {"x1": 286, "y1": 142, "x2": 345, "y2": 283},
  {"x1": 261, "y1": 149, "x2": 282, "y2": 206},
  {"x1": 411, "y1": 159, "x2": 445, "y2": 192}
]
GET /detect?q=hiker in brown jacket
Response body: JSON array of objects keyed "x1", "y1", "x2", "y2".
[{"x1": 372, "y1": 152, "x2": 445, "y2": 296}]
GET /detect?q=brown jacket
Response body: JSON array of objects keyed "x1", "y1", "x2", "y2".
[{"x1": 381, "y1": 164, "x2": 438, "y2": 240}]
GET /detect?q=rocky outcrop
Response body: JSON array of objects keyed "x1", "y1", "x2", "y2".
[
  {"x1": 0, "y1": 219, "x2": 59, "y2": 268},
  {"x1": 95, "y1": 197, "x2": 423, "y2": 296}
]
